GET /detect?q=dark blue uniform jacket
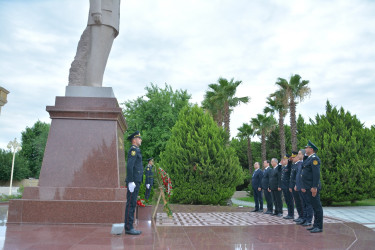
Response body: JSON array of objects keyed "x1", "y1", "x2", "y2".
[
  {"x1": 145, "y1": 164, "x2": 154, "y2": 186},
  {"x1": 125, "y1": 145, "x2": 143, "y2": 183},
  {"x1": 301, "y1": 154, "x2": 321, "y2": 189}
]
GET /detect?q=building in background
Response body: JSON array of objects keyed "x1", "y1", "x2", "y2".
[{"x1": 0, "y1": 87, "x2": 9, "y2": 115}]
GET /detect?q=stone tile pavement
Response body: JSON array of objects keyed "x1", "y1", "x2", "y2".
[{"x1": 156, "y1": 211, "x2": 342, "y2": 227}]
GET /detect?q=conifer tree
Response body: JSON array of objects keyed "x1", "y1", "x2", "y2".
[
  {"x1": 299, "y1": 101, "x2": 375, "y2": 205},
  {"x1": 159, "y1": 105, "x2": 244, "y2": 205}
]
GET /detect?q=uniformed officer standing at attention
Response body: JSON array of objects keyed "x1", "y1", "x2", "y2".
[
  {"x1": 281, "y1": 154, "x2": 294, "y2": 219},
  {"x1": 268, "y1": 158, "x2": 283, "y2": 217},
  {"x1": 289, "y1": 151, "x2": 304, "y2": 222},
  {"x1": 295, "y1": 149, "x2": 313, "y2": 226},
  {"x1": 261, "y1": 160, "x2": 273, "y2": 214},
  {"x1": 124, "y1": 131, "x2": 143, "y2": 235},
  {"x1": 301, "y1": 140, "x2": 324, "y2": 233},
  {"x1": 144, "y1": 157, "x2": 154, "y2": 201}
]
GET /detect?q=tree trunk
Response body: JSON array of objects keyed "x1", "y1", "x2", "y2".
[
  {"x1": 279, "y1": 112, "x2": 286, "y2": 158},
  {"x1": 261, "y1": 130, "x2": 266, "y2": 162},
  {"x1": 217, "y1": 110, "x2": 223, "y2": 128},
  {"x1": 224, "y1": 101, "x2": 230, "y2": 137},
  {"x1": 247, "y1": 137, "x2": 253, "y2": 173},
  {"x1": 290, "y1": 98, "x2": 298, "y2": 151}
]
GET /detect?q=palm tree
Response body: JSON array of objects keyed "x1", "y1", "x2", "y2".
[
  {"x1": 237, "y1": 123, "x2": 256, "y2": 173},
  {"x1": 264, "y1": 89, "x2": 288, "y2": 157},
  {"x1": 202, "y1": 93, "x2": 223, "y2": 127},
  {"x1": 251, "y1": 114, "x2": 277, "y2": 162},
  {"x1": 276, "y1": 74, "x2": 310, "y2": 151},
  {"x1": 203, "y1": 77, "x2": 250, "y2": 137}
]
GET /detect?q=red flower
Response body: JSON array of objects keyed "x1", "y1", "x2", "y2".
[{"x1": 137, "y1": 199, "x2": 146, "y2": 207}]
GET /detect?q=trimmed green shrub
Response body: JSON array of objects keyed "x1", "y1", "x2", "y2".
[{"x1": 159, "y1": 105, "x2": 243, "y2": 205}]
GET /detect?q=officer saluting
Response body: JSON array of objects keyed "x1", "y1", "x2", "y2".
[
  {"x1": 144, "y1": 157, "x2": 154, "y2": 201},
  {"x1": 124, "y1": 131, "x2": 143, "y2": 235},
  {"x1": 301, "y1": 140, "x2": 323, "y2": 233}
]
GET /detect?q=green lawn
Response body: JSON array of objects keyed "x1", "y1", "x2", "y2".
[
  {"x1": 330, "y1": 199, "x2": 375, "y2": 207},
  {"x1": 236, "y1": 196, "x2": 287, "y2": 208},
  {"x1": 238, "y1": 197, "x2": 255, "y2": 202},
  {"x1": 237, "y1": 196, "x2": 375, "y2": 207}
]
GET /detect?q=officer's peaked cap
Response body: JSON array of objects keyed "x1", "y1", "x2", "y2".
[
  {"x1": 283, "y1": 154, "x2": 290, "y2": 159},
  {"x1": 305, "y1": 140, "x2": 318, "y2": 152},
  {"x1": 127, "y1": 131, "x2": 141, "y2": 141}
]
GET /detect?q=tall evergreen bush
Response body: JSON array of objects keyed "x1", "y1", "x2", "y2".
[
  {"x1": 159, "y1": 105, "x2": 243, "y2": 205},
  {"x1": 299, "y1": 101, "x2": 375, "y2": 205}
]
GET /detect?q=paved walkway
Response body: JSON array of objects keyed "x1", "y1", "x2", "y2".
[
  {"x1": 231, "y1": 197, "x2": 375, "y2": 231},
  {"x1": 2, "y1": 203, "x2": 375, "y2": 249},
  {"x1": 0, "y1": 187, "x2": 20, "y2": 196},
  {"x1": 1, "y1": 193, "x2": 374, "y2": 249}
]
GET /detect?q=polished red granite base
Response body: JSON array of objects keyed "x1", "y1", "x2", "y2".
[
  {"x1": 137, "y1": 206, "x2": 153, "y2": 221},
  {"x1": 3, "y1": 221, "x2": 375, "y2": 249},
  {"x1": 8, "y1": 199, "x2": 126, "y2": 224},
  {"x1": 7, "y1": 96, "x2": 128, "y2": 224}
]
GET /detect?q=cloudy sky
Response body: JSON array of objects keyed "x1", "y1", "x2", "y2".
[{"x1": 0, "y1": 0, "x2": 374, "y2": 150}]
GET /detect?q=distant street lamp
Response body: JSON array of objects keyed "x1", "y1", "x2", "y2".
[
  {"x1": 7, "y1": 138, "x2": 21, "y2": 195},
  {"x1": 0, "y1": 86, "x2": 10, "y2": 115}
]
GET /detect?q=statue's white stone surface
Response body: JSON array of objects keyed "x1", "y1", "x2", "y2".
[{"x1": 69, "y1": 0, "x2": 120, "y2": 87}]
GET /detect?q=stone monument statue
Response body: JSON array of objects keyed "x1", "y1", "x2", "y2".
[
  {"x1": 69, "y1": 0, "x2": 120, "y2": 87},
  {"x1": 8, "y1": 0, "x2": 129, "y2": 224}
]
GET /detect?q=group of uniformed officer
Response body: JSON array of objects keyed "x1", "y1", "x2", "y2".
[{"x1": 251, "y1": 140, "x2": 324, "y2": 233}]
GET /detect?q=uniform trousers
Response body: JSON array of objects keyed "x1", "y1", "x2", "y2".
[
  {"x1": 306, "y1": 189, "x2": 323, "y2": 229},
  {"x1": 298, "y1": 191, "x2": 308, "y2": 221},
  {"x1": 124, "y1": 182, "x2": 140, "y2": 231},
  {"x1": 145, "y1": 185, "x2": 152, "y2": 200},
  {"x1": 292, "y1": 189, "x2": 303, "y2": 218},
  {"x1": 282, "y1": 188, "x2": 294, "y2": 216},
  {"x1": 271, "y1": 190, "x2": 283, "y2": 214},
  {"x1": 263, "y1": 189, "x2": 273, "y2": 212},
  {"x1": 301, "y1": 190, "x2": 313, "y2": 223}
]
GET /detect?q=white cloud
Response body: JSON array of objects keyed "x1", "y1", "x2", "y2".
[{"x1": 0, "y1": 0, "x2": 375, "y2": 149}]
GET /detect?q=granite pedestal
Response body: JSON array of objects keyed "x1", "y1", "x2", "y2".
[{"x1": 8, "y1": 92, "x2": 128, "y2": 224}]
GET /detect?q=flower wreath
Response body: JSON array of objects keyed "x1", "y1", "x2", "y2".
[{"x1": 157, "y1": 167, "x2": 173, "y2": 217}]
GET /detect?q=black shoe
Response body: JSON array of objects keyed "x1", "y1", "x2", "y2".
[
  {"x1": 125, "y1": 229, "x2": 142, "y2": 235},
  {"x1": 258, "y1": 209, "x2": 264, "y2": 213},
  {"x1": 276, "y1": 213, "x2": 283, "y2": 217},
  {"x1": 310, "y1": 228, "x2": 323, "y2": 233},
  {"x1": 296, "y1": 220, "x2": 306, "y2": 225},
  {"x1": 283, "y1": 215, "x2": 294, "y2": 219},
  {"x1": 264, "y1": 211, "x2": 273, "y2": 214},
  {"x1": 293, "y1": 218, "x2": 302, "y2": 222},
  {"x1": 306, "y1": 227, "x2": 315, "y2": 231},
  {"x1": 302, "y1": 222, "x2": 312, "y2": 227},
  {"x1": 251, "y1": 209, "x2": 259, "y2": 212}
]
